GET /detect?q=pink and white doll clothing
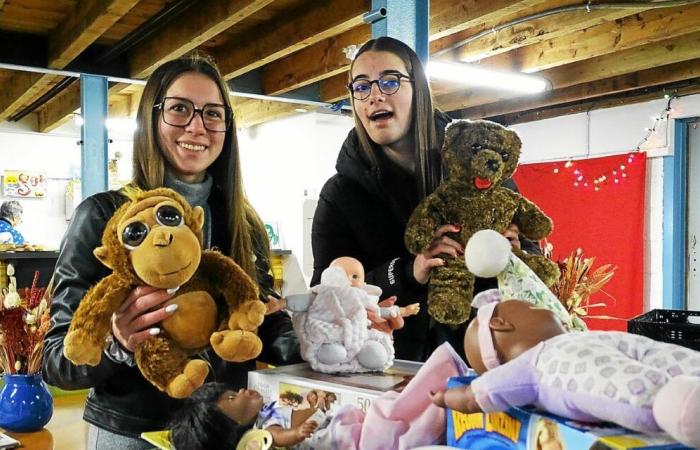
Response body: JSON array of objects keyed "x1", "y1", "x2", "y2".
[
  {"x1": 471, "y1": 330, "x2": 700, "y2": 448},
  {"x1": 323, "y1": 342, "x2": 469, "y2": 449}
]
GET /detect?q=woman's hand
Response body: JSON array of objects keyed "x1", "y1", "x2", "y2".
[
  {"x1": 413, "y1": 224, "x2": 464, "y2": 284},
  {"x1": 111, "y1": 286, "x2": 178, "y2": 352}
]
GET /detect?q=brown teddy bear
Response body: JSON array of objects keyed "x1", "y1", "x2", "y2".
[
  {"x1": 63, "y1": 187, "x2": 266, "y2": 398},
  {"x1": 404, "y1": 119, "x2": 559, "y2": 325}
]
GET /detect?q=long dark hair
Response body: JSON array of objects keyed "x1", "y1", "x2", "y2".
[
  {"x1": 131, "y1": 53, "x2": 268, "y2": 278},
  {"x1": 349, "y1": 37, "x2": 441, "y2": 198},
  {"x1": 169, "y1": 382, "x2": 251, "y2": 450}
]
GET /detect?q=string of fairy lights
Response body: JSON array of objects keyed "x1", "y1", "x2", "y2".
[{"x1": 550, "y1": 94, "x2": 678, "y2": 191}]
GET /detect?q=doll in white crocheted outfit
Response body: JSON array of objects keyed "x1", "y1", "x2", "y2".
[{"x1": 268, "y1": 257, "x2": 418, "y2": 373}]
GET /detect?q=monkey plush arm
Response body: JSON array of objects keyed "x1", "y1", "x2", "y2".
[
  {"x1": 199, "y1": 250, "x2": 265, "y2": 331},
  {"x1": 64, "y1": 276, "x2": 132, "y2": 366}
]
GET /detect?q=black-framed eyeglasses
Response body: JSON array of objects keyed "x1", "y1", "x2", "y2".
[
  {"x1": 347, "y1": 73, "x2": 413, "y2": 101},
  {"x1": 153, "y1": 97, "x2": 231, "y2": 132}
]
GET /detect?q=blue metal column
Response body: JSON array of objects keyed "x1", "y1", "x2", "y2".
[
  {"x1": 370, "y1": 0, "x2": 429, "y2": 63},
  {"x1": 80, "y1": 74, "x2": 109, "y2": 200},
  {"x1": 663, "y1": 119, "x2": 689, "y2": 309}
]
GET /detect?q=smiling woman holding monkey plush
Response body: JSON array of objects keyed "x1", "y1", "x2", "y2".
[{"x1": 42, "y1": 53, "x2": 299, "y2": 450}]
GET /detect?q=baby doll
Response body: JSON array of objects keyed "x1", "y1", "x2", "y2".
[
  {"x1": 430, "y1": 298, "x2": 700, "y2": 448},
  {"x1": 170, "y1": 343, "x2": 468, "y2": 450},
  {"x1": 267, "y1": 257, "x2": 419, "y2": 373},
  {"x1": 169, "y1": 382, "x2": 322, "y2": 450}
]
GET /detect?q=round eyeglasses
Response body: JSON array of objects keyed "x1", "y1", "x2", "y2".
[
  {"x1": 153, "y1": 97, "x2": 231, "y2": 132},
  {"x1": 348, "y1": 73, "x2": 413, "y2": 101}
]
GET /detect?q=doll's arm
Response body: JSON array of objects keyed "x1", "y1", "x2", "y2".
[
  {"x1": 431, "y1": 385, "x2": 483, "y2": 413},
  {"x1": 266, "y1": 420, "x2": 318, "y2": 447}
]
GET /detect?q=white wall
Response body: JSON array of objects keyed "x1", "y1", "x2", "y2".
[{"x1": 0, "y1": 117, "x2": 133, "y2": 249}]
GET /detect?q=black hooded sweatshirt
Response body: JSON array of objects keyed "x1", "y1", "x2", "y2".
[{"x1": 310, "y1": 113, "x2": 536, "y2": 362}]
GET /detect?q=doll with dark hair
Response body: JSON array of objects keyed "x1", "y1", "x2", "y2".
[
  {"x1": 170, "y1": 343, "x2": 467, "y2": 450},
  {"x1": 170, "y1": 382, "x2": 321, "y2": 450}
]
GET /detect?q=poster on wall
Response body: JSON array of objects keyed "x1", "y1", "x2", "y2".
[{"x1": 2, "y1": 170, "x2": 47, "y2": 198}]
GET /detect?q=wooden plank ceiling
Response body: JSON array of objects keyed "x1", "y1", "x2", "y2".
[{"x1": 1, "y1": 0, "x2": 699, "y2": 131}]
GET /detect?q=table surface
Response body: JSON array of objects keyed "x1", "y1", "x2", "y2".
[{"x1": 2, "y1": 393, "x2": 88, "y2": 450}]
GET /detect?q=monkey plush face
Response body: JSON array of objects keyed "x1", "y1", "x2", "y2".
[{"x1": 95, "y1": 188, "x2": 205, "y2": 289}]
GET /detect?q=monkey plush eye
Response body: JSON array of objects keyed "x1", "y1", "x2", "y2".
[
  {"x1": 122, "y1": 222, "x2": 149, "y2": 249},
  {"x1": 156, "y1": 205, "x2": 184, "y2": 227},
  {"x1": 471, "y1": 143, "x2": 483, "y2": 151},
  {"x1": 500, "y1": 151, "x2": 510, "y2": 162}
]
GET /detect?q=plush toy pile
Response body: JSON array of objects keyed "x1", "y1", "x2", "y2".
[
  {"x1": 63, "y1": 187, "x2": 266, "y2": 398},
  {"x1": 405, "y1": 119, "x2": 560, "y2": 325}
]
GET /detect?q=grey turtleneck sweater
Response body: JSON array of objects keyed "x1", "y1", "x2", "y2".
[{"x1": 164, "y1": 170, "x2": 213, "y2": 248}]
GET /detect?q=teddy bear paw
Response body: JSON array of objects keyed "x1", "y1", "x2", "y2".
[
  {"x1": 63, "y1": 330, "x2": 103, "y2": 366},
  {"x1": 211, "y1": 329, "x2": 263, "y2": 362},
  {"x1": 165, "y1": 359, "x2": 209, "y2": 399}
]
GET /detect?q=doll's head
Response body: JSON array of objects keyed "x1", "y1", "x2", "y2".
[
  {"x1": 330, "y1": 256, "x2": 365, "y2": 287},
  {"x1": 465, "y1": 299, "x2": 567, "y2": 374},
  {"x1": 534, "y1": 418, "x2": 566, "y2": 450},
  {"x1": 169, "y1": 382, "x2": 259, "y2": 450}
]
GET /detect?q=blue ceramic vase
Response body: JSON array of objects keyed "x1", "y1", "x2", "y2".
[{"x1": 0, "y1": 373, "x2": 53, "y2": 432}]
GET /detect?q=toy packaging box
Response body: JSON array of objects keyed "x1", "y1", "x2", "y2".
[
  {"x1": 446, "y1": 376, "x2": 690, "y2": 450},
  {"x1": 247, "y1": 359, "x2": 421, "y2": 415}
]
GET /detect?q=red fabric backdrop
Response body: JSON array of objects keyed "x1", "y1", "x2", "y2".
[{"x1": 513, "y1": 152, "x2": 647, "y2": 331}]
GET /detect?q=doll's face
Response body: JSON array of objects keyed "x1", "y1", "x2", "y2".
[
  {"x1": 330, "y1": 256, "x2": 365, "y2": 287},
  {"x1": 218, "y1": 389, "x2": 263, "y2": 425}
]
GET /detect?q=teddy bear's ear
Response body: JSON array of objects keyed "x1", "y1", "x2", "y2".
[
  {"x1": 192, "y1": 206, "x2": 205, "y2": 231},
  {"x1": 94, "y1": 246, "x2": 114, "y2": 270}
]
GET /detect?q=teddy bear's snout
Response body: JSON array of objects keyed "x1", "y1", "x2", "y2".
[{"x1": 486, "y1": 159, "x2": 500, "y2": 172}]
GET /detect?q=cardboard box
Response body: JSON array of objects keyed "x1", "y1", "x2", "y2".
[
  {"x1": 247, "y1": 359, "x2": 421, "y2": 415},
  {"x1": 446, "y1": 376, "x2": 690, "y2": 450}
]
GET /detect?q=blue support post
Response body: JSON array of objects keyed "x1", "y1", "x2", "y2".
[
  {"x1": 369, "y1": 0, "x2": 429, "y2": 63},
  {"x1": 80, "y1": 74, "x2": 109, "y2": 200},
  {"x1": 662, "y1": 119, "x2": 689, "y2": 309}
]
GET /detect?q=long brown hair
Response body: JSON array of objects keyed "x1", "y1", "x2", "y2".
[
  {"x1": 131, "y1": 53, "x2": 267, "y2": 279},
  {"x1": 349, "y1": 37, "x2": 441, "y2": 198}
]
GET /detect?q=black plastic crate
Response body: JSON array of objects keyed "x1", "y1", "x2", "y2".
[{"x1": 628, "y1": 309, "x2": 700, "y2": 350}]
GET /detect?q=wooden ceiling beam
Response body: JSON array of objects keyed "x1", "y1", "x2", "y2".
[
  {"x1": 262, "y1": 26, "x2": 369, "y2": 96},
  {"x1": 48, "y1": 0, "x2": 139, "y2": 68},
  {"x1": 232, "y1": 97, "x2": 304, "y2": 128},
  {"x1": 450, "y1": 58, "x2": 700, "y2": 120},
  {"x1": 437, "y1": 31, "x2": 700, "y2": 112},
  {"x1": 128, "y1": 0, "x2": 274, "y2": 79},
  {"x1": 481, "y1": 4, "x2": 700, "y2": 74},
  {"x1": 0, "y1": 73, "x2": 56, "y2": 122},
  {"x1": 320, "y1": 72, "x2": 350, "y2": 103},
  {"x1": 429, "y1": 0, "x2": 548, "y2": 42},
  {"x1": 435, "y1": 1, "x2": 647, "y2": 62},
  {"x1": 37, "y1": 82, "x2": 141, "y2": 133},
  {"x1": 493, "y1": 81, "x2": 700, "y2": 126},
  {"x1": 0, "y1": 0, "x2": 137, "y2": 123},
  {"x1": 215, "y1": 0, "x2": 369, "y2": 80},
  {"x1": 261, "y1": 0, "x2": 548, "y2": 97}
]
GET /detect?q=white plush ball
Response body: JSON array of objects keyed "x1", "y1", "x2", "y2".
[{"x1": 464, "y1": 229, "x2": 511, "y2": 277}]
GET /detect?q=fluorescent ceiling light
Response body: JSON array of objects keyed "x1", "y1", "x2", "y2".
[{"x1": 427, "y1": 61, "x2": 548, "y2": 94}]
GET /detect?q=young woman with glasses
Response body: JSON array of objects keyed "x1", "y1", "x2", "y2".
[
  {"x1": 311, "y1": 37, "x2": 537, "y2": 363},
  {"x1": 43, "y1": 53, "x2": 300, "y2": 450}
]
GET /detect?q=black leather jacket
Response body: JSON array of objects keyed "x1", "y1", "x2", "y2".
[{"x1": 42, "y1": 189, "x2": 299, "y2": 437}]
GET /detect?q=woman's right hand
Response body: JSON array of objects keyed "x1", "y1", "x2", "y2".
[
  {"x1": 413, "y1": 224, "x2": 464, "y2": 285},
  {"x1": 111, "y1": 286, "x2": 178, "y2": 352}
]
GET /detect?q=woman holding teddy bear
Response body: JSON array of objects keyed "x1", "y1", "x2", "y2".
[{"x1": 310, "y1": 36, "x2": 537, "y2": 362}]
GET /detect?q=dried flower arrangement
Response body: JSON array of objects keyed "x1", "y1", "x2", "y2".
[
  {"x1": 0, "y1": 265, "x2": 50, "y2": 375},
  {"x1": 543, "y1": 242, "x2": 616, "y2": 323}
]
